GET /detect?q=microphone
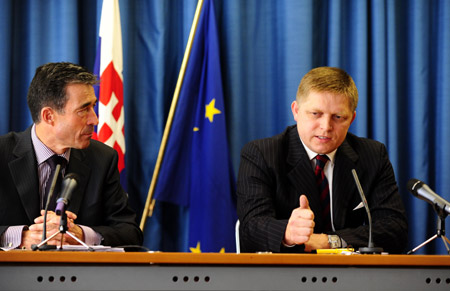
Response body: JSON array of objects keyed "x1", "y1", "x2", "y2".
[
  {"x1": 351, "y1": 169, "x2": 383, "y2": 254},
  {"x1": 32, "y1": 164, "x2": 62, "y2": 251},
  {"x1": 407, "y1": 179, "x2": 450, "y2": 215},
  {"x1": 55, "y1": 173, "x2": 79, "y2": 215},
  {"x1": 44, "y1": 164, "x2": 61, "y2": 212}
]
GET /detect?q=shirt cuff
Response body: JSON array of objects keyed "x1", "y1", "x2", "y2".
[
  {"x1": 79, "y1": 225, "x2": 102, "y2": 246},
  {"x1": 0, "y1": 225, "x2": 27, "y2": 250},
  {"x1": 340, "y1": 237, "x2": 348, "y2": 248},
  {"x1": 282, "y1": 239, "x2": 296, "y2": 247}
]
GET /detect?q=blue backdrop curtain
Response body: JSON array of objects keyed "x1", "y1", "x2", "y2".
[{"x1": 0, "y1": 0, "x2": 449, "y2": 254}]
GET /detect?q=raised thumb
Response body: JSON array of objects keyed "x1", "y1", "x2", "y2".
[{"x1": 299, "y1": 194, "x2": 310, "y2": 209}]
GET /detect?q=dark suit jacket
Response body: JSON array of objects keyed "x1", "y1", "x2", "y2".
[
  {"x1": 0, "y1": 126, "x2": 143, "y2": 247},
  {"x1": 237, "y1": 125, "x2": 408, "y2": 253}
]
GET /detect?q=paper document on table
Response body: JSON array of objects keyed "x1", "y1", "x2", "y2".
[{"x1": 57, "y1": 245, "x2": 125, "y2": 252}]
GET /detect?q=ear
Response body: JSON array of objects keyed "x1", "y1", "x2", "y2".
[
  {"x1": 350, "y1": 111, "x2": 356, "y2": 124},
  {"x1": 41, "y1": 107, "x2": 55, "y2": 125},
  {"x1": 291, "y1": 100, "x2": 299, "y2": 121}
]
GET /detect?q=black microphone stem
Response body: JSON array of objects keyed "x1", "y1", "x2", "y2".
[
  {"x1": 351, "y1": 169, "x2": 383, "y2": 254},
  {"x1": 39, "y1": 164, "x2": 61, "y2": 249}
]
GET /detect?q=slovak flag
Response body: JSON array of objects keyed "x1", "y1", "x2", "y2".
[{"x1": 93, "y1": 0, "x2": 126, "y2": 187}]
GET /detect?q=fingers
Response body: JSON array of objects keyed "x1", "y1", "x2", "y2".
[
  {"x1": 21, "y1": 229, "x2": 44, "y2": 248},
  {"x1": 29, "y1": 220, "x2": 59, "y2": 232},
  {"x1": 30, "y1": 212, "x2": 75, "y2": 232},
  {"x1": 66, "y1": 211, "x2": 77, "y2": 220},
  {"x1": 22, "y1": 210, "x2": 82, "y2": 249},
  {"x1": 65, "y1": 224, "x2": 85, "y2": 244},
  {"x1": 284, "y1": 219, "x2": 314, "y2": 246},
  {"x1": 34, "y1": 210, "x2": 77, "y2": 225},
  {"x1": 290, "y1": 211, "x2": 314, "y2": 227},
  {"x1": 38, "y1": 210, "x2": 77, "y2": 220},
  {"x1": 35, "y1": 210, "x2": 52, "y2": 224},
  {"x1": 21, "y1": 229, "x2": 62, "y2": 249},
  {"x1": 284, "y1": 195, "x2": 315, "y2": 246}
]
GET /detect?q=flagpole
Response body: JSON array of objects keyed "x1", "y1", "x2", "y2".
[{"x1": 140, "y1": 0, "x2": 205, "y2": 230}]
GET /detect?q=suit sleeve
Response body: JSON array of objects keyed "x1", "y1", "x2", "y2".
[
  {"x1": 237, "y1": 141, "x2": 303, "y2": 253},
  {"x1": 87, "y1": 149, "x2": 143, "y2": 247},
  {"x1": 335, "y1": 143, "x2": 408, "y2": 253}
]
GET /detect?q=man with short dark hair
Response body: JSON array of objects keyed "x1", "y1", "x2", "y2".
[
  {"x1": 237, "y1": 67, "x2": 408, "y2": 253},
  {"x1": 0, "y1": 62, "x2": 143, "y2": 249}
]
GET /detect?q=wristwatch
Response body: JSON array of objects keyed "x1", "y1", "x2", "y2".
[{"x1": 328, "y1": 235, "x2": 342, "y2": 249}]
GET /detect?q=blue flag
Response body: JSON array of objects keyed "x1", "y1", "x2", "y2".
[{"x1": 154, "y1": 0, "x2": 237, "y2": 253}]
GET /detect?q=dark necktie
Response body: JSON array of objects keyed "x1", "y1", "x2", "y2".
[
  {"x1": 315, "y1": 154, "x2": 331, "y2": 231},
  {"x1": 43, "y1": 155, "x2": 66, "y2": 211}
]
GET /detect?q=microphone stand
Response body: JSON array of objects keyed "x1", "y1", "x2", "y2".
[
  {"x1": 32, "y1": 210, "x2": 94, "y2": 251},
  {"x1": 407, "y1": 202, "x2": 450, "y2": 255},
  {"x1": 32, "y1": 164, "x2": 61, "y2": 251},
  {"x1": 351, "y1": 169, "x2": 383, "y2": 254}
]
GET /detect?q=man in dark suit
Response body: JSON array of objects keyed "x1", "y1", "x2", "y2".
[
  {"x1": 237, "y1": 67, "x2": 408, "y2": 254},
  {"x1": 0, "y1": 62, "x2": 143, "y2": 249}
]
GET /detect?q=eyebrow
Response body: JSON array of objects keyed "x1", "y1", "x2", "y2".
[{"x1": 78, "y1": 100, "x2": 97, "y2": 110}]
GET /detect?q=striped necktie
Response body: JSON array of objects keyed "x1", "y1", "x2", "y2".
[
  {"x1": 43, "y1": 155, "x2": 66, "y2": 211},
  {"x1": 315, "y1": 154, "x2": 331, "y2": 231}
]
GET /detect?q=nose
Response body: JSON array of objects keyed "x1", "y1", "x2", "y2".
[
  {"x1": 320, "y1": 116, "x2": 333, "y2": 130},
  {"x1": 88, "y1": 107, "x2": 99, "y2": 126}
]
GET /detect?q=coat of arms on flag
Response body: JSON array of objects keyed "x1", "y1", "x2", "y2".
[{"x1": 93, "y1": 0, "x2": 126, "y2": 187}]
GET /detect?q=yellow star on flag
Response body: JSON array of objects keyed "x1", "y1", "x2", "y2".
[
  {"x1": 189, "y1": 242, "x2": 202, "y2": 253},
  {"x1": 205, "y1": 98, "x2": 221, "y2": 122}
]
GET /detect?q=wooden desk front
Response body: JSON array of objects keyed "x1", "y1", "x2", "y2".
[{"x1": 1, "y1": 251, "x2": 449, "y2": 290}]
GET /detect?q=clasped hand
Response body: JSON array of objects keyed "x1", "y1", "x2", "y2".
[
  {"x1": 20, "y1": 210, "x2": 84, "y2": 249},
  {"x1": 284, "y1": 195, "x2": 329, "y2": 251}
]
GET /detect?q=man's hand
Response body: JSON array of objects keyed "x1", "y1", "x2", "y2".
[
  {"x1": 284, "y1": 195, "x2": 315, "y2": 246},
  {"x1": 20, "y1": 210, "x2": 85, "y2": 249},
  {"x1": 304, "y1": 233, "x2": 329, "y2": 252}
]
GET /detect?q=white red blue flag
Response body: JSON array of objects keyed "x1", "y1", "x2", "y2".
[{"x1": 93, "y1": 0, "x2": 126, "y2": 187}]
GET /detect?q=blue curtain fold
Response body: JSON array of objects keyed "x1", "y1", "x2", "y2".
[{"x1": 0, "y1": 0, "x2": 449, "y2": 254}]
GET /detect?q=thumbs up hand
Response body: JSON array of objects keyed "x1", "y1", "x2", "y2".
[{"x1": 283, "y1": 195, "x2": 315, "y2": 246}]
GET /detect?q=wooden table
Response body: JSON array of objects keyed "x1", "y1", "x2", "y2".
[{"x1": 1, "y1": 251, "x2": 449, "y2": 290}]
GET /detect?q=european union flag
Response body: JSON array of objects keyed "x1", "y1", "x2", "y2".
[{"x1": 153, "y1": 0, "x2": 237, "y2": 253}]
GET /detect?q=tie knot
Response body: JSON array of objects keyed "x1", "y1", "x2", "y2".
[
  {"x1": 47, "y1": 155, "x2": 67, "y2": 170},
  {"x1": 315, "y1": 154, "x2": 329, "y2": 169}
]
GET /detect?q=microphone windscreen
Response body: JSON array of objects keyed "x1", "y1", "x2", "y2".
[
  {"x1": 406, "y1": 178, "x2": 421, "y2": 193},
  {"x1": 64, "y1": 173, "x2": 79, "y2": 181}
]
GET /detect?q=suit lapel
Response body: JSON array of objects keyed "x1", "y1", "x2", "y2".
[
  {"x1": 66, "y1": 149, "x2": 90, "y2": 215},
  {"x1": 332, "y1": 138, "x2": 359, "y2": 228},
  {"x1": 9, "y1": 127, "x2": 41, "y2": 222},
  {"x1": 284, "y1": 129, "x2": 362, "y2": 231},
  {"x1": 7, "y1": 127, "x2": 91, "y2": 220},
  {"x1": 285, "y1": 127, "x2": 324, "y2": 228}
]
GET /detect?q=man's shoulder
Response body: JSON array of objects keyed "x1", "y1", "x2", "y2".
[
  {"x1": 240, "y1": 126, "x2": 298, "y2": 165},
  {"x1": 243, "y1": 125, "x2": 295, "y2": 152},
  {"x1": 87, "y1": 139, "x2": 115, "y2": 151},
  {"x1": 0, "y1": 128, "x2": 31, "y2": 153},
  {"x1": 342, "y1": 132, "x2": 387, "y2": 161},
  {"x1": 0, "y1": 131, "x2": 18, "y2": 144},
  {"x1": 68, "y1": 140, "x2": 118, "y2": 175},
  {"x1": 345, "y1": 132, "x2": 385, "y2": 150},
  {"x1": 0, "y1": 128, "x2": 27, "y2": 142},
  {"x1": 84, "y1": 139, "x2": 117, "y2": 156}
]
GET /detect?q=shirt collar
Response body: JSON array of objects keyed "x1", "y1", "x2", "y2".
[
  {"x1": 31, "y1": 123, "x2": 70, "y2": 165},
  {"x1": 299, "y1": 137, "x2": 337, "y2": 164}
]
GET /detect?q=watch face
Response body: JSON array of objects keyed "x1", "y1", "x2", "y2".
[{"x1": 328, "y1": 235, "x2": 340, "y2": 248}]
